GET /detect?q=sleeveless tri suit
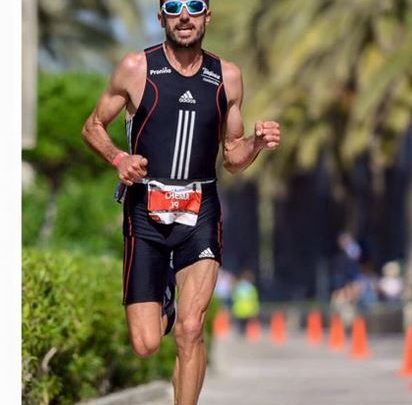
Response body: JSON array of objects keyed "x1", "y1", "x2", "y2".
[{"x1": 120, "y1": 43, "x2": 228, "y2": 305}]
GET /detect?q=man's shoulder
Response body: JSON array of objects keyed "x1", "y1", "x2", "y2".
[
  {"x1": 117, "y1": 51, "x2": 147, "y2": 76},
  {"x1": 109, "y1": 51, "x2": 146, "y2": 89},
  {"x1": 220, "y1": 59, "x2": 242, "y2": 88},
  {"x1": 221, "y1": 59, "x2": 241, "y2": 77},
  {"x1": 114, "y1": 51, "x2": 147, "y2": 82},
  {"x1": 203, "y1": 49, "x2": 241, "y2": 72}
]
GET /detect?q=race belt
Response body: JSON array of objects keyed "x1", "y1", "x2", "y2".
[{"x1": 147, "y1": 180, "x2": 202, "y2": 226}]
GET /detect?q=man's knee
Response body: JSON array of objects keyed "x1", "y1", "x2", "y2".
[
  {"x1": 175, "y1": 315, "x2": 204, "y2": 347},
  {"x1": 130, "y1": 333, "x2": 161, "y2": 358}
]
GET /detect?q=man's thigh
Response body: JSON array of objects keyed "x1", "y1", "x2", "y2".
[
  {"x1": 176, "y1": 259, "x2": 220, "y2": 321},
  {"x1": 123, "y1": 236, "x2": 169, "y2": 342},
  {"x1": 123, "y1": 235, "x2": 170, "y2": 305},
  {"x1": 126, "y1": 301, "x2": 162, "y2": 341}
]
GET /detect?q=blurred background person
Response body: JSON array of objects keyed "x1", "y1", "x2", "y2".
[
  {"x1": 379, "y1": 261, "x2": 403, "y2": 305},
  {"x1": 214, "y1": 268, "x2": 234, "y2": 310},
  {"x1": 330, "y1": 232, "x2": 361, "y2": 306},
  {"x1": 352, "y1": 250, "x2": 379, "y2": 314},
  {"x1": 231, "y1": 270, "x2": 260, "y2": 336}
]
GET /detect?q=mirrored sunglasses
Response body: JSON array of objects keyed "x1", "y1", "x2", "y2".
[{"x1": 161, "y1": 1, "x2": 208, "y2": 16}]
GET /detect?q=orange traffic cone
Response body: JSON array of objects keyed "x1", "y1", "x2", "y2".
[
  {"x1": 213, "y1": 308, "x2": 230, "y2": 339},
  {"x1": 349, "y1": 317, "x2": 371, "y2": 359},
  {"x1": 270, "y1": 311, "x2": 287, "y2": 345},
  {"x1": 328, "y1": 314, "x2": 346, "y2": 352},
  {"x1": 399, "y1": 326, "x2": 412, "y2": 377},
  {"x1": 307, "y1": 311, "x2": 323, "y2": 345},
  {"x1": 246, "y1": 319, "x2": 261, "y2": 343}
]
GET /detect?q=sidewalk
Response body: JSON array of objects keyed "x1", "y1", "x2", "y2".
[
  {"x1": 86, "y1": 328, "x2": 412, "y2": 404},
  {"x1": 199, "y1": 329, "x2": 412, "y2": 405}
]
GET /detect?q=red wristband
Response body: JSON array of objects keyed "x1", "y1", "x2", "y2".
[{"x1": 112, "y1": 152, "x2": 128, "y2": 167}]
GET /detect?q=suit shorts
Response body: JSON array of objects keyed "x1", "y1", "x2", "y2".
[{"x1": 122, "y1": 181, "x2": 222, "y2": 305}]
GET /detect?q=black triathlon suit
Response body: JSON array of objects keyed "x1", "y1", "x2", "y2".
[{"x1": 121, "y1": 43, "x2": 228, "y2": 305}]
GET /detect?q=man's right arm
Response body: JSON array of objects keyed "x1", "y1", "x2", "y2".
[
  {"x1": 221, "y1": 61, "x2": 281, "y2": 175},
  {"x1": 82, "y1": 52, "x2": 148, "y2": 186}
]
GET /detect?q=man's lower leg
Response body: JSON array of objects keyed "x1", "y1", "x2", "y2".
[
  {"x1": 173, "y1": 335, "x2": 207, "y2": 405},
  {"x1": 171, "y1": 259, "x2": 219, "y2": 404}
]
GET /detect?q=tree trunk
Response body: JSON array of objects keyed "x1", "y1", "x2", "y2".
[
  {"x1": 403, "y1": 171, "x2": 412, "y2": 327},
  {"x1": 22, "y1": 0, "x2": 38, "y2": 149},
  {"x1": 39, "y1": 185, "x2": 58, "y2": 246},
  {"x1": 258, "y1": 171, "x2": 276, "y2": 286}
]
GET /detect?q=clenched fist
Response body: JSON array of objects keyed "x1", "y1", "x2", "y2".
[
  {"x1": 254, "y1": 120, "x2": 281, "y2": 150},
  {"x1": 116, "y1": 154, "x2": 148, "y2": 186}
]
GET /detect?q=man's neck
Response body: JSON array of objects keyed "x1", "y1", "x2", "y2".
[{"x1": 163, "y1": 41, "x2": 203, "y2": 75}]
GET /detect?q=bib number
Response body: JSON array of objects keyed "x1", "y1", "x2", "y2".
[{"x1": 147, "y1": 181, "x2": 202, "y2": 226}]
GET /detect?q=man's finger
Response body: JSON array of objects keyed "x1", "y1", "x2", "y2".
[
  {"x1": 263, "y1": 134, "x2": 280, "y2": 143},
  {"x1": 134, "y1": 155, "x2": 148, "y2": 166},
  {"x1": 262, "y1": 134, "x2": 280, "y2": 142},
  {"x1": 266, "y1": 142, "x2": 278, "y2": 149},
  {"x1": 120, "y1": 175, "x2": 134, "y2": 186},
  {"x1": 263, "y1": 121, "x2": 278, "y2": 129},
  {"x1": 129, "y1": 155, "x2": 148, "y2": 165},
  {"x1": 255, "y1": 120, "x2": 264, "y2": 136},
  {"x1": 263, "y1": 133, "x2": 279, "y2": 141},
  {"x1": 127, "y1": 167, "x2": 139, "y2": 176},
  {"x1": 261, "y1": 127, "x2": 280, "y2": 136}
]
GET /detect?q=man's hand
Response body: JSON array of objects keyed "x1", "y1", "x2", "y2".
[
  {"x1": 254, "y1": 121, "x2": 281, "y2": 151},
  {"x1": 117, "y1": 154, "x2": 148, "y2": 186}
]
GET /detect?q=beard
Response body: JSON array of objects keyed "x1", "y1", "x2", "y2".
[{"x1": 165, "y1": 22, "x2": 206, "y2": 49}]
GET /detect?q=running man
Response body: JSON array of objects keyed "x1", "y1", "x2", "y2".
[{"x1": 82, "y1": 1, "x2": 281, "y2": 403}]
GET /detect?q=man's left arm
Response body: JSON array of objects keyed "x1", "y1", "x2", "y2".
[{"x1": 221, "y1": 61, "x2": 281, "y2": 174}]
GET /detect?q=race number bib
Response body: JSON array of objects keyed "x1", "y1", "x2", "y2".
[{"x1": 147, "y1": 181, "x2": 202, "y2": 226}]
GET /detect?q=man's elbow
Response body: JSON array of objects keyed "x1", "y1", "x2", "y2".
[
  {"x1": 81, "y1": 125, "x2": 88, "y2": 143},
  {"x1": 81, "y1": 119, "x2": 93, "y2": 145},
  {"x1": 223, "y1": 160, "x2": 242, "y2": 175}
]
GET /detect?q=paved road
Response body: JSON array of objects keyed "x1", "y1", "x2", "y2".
[
  {"x1": 114, "y1": 328, "x2": 412, "y2": 404},
  {"x1": 197, "y1": 330, "x2": 412, "y2": 405}
]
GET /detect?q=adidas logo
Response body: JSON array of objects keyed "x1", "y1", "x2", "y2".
[
  {"x1": 199, "y1": 248, "x2": 215, "y2": 259},
  {"x1": 179, "y1": 90, "x2": 196, "y2": 104}
]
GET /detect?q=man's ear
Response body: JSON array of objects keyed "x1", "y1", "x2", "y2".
[
  {"x1": 205, "y1": 10, "x2": 212, "y2": 25},
  {"x1": 158, "y1": 11, "x2": 166, "y2": 28}
]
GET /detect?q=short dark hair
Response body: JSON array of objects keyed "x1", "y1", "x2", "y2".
[{"x1": 159, "y1": 0, "x2": 210, "y2": 7}]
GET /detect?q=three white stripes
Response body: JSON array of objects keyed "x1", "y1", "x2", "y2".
[{"x1": 171, "y1": 110, "x2": 196, "y2": 179}]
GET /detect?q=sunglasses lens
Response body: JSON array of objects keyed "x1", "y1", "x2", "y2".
[
  {"x1": 187, "y1": 1, "x2": 205, "y2": 13},
  {"x1": 163, "y1": 1, "x2": 206, "y2": 15},
  {"x1": 164, "y1": 1, "x2": 182, "y2": 14}
]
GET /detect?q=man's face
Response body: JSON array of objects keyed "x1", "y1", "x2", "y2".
[{"x1": 158, "y1": 1, "x2": 211, "y2": 48}]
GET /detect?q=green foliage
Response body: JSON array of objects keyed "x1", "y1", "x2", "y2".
[
  {"x1": 51, "y1": 170, "x2": 123, "y2": 256},
  {"x1": 203, "y1": 0, "x2": 253, "y2": 63},
  {"x1": 22, "y1": 248, "x2": 220, "y2": 404},
  {"x1": 22, "y1": 175, "x2": 50, "y2": 246},
  {"x1": 22, "y1": 167, "x2": 123, "y2": 257},
  {"x1": 22, "y1": 248, "x2": 175, "y2": 404},
  {"x1": 24, "y1": 72, "x2": 125, "y2": 184},
  {"x1": 223, "y1": 0, "x2": 412, "y2": 178},
  {"x1": 22, "y1": 72, "x2": 128, "y2": 255}
]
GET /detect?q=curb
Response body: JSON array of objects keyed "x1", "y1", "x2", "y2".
[{"x1": 77, "y1": 380, "x2": 171, "y2": 405}]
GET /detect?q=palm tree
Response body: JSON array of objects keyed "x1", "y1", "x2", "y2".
[
  {"x1": 38, "y1": 0, "x2": 144, "y2": 72},
  {"x1": 236, "y1": 0, "x2": 412, "y2": 314},
  {"x1": 242, "y1": 0, "x2": 412, "y2": 171}
]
